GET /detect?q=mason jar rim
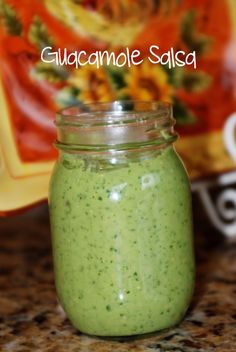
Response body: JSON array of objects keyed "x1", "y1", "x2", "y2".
[
  {"x1": 56, "y1": 100, "x2": 173, "y2": 127},
  {"x1": 55, "y1": 100, "x2": 177, "y2": 153}
]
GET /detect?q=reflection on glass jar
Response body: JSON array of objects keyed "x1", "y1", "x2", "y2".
[{"x1": 49, "y1": 101, "x2": 195, "y2": 337}]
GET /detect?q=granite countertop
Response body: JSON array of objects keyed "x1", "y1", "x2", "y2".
[{"x1": 0, "y1": 205, "x2": 236, "y2": 352}]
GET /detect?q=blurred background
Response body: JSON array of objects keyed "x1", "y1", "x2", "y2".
[{"x1": 0, "y1": 0, "x2": 236, "y2": 235}]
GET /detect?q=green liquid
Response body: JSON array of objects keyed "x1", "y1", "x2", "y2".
[{"x1": 49, "y1": 147, "x2": 195, "y2": 336}]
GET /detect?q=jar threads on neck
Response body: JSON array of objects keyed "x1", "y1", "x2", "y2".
[{"x1": 55, "y1": 101, "x2": 177, "y2": 154}]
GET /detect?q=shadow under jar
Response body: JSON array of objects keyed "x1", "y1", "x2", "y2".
[{"x1": 49, "y1": 101, "x2": 195, "y2": 337}]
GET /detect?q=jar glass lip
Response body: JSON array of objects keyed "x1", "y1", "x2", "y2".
[{"x1": 56, "y1": 100, "x2": 173, "y2": 127}]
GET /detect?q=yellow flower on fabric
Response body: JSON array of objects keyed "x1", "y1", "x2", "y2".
[
  {"x1": 69, "y1": 66, "x2": 115, "y2": 102},
  {"x1": 122, "y1": 61, "x2": 173, "y2": 102}
]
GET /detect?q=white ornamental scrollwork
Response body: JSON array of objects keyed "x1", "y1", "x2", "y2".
[
  {"x1": 192, "y1": 112, "x2": 236, "y2": 238},
  {"x1": 192, "y1": 172, "x2": 236, "y2": 238}
]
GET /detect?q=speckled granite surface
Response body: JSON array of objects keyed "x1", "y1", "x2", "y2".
[{"x1": 0, "y1": 205, "x2": 236, "y2": 352}]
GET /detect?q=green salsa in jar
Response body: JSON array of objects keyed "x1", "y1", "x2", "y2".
[{"x1": 49, "y1": 101, "x2": 195, "y2": 336}]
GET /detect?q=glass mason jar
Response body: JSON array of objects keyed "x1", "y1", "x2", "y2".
[{"x1": 49, "y1": 101, "x2": 195, "y2": 337}]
